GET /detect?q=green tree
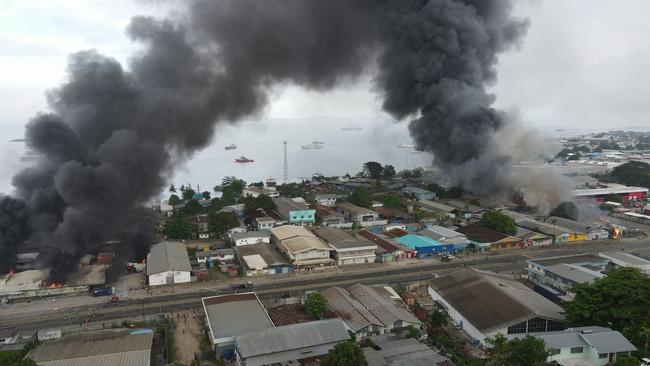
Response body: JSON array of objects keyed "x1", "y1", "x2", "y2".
[
  {"x1": 428, "y1": 309, "x2": 448, "y2": 337},
  {"x1": 163, "y1": 217, "x2": 197, "y2": 239},
  {"x1": 348, "y1": 187, "x2": 373, "y2": 208},
  {"x1": 480, "y1": 210, "x2": 516, "y2": 235},
  {"x1": 321, "y1": 341, "x2": 367, "y2": 366},
  {"x1": 363, "y1": 161, "x2": 383, "y2": 179},
  {"x1": 249, "y1": 181, "x2": 264, "y2": 188},
  {"x1": 243, "y1": 194, "x2": 276, "y2": 216},
  {"x1": 183, "y1": 199, "x2": 203, "y2": 215},
  {"x1": 485, "y1": 334, "x2": 549, "y2": 366},
  {"x1": 610, "y1": 161, "x2": 650, "y2": 188},
  {"x1": 305, "y1": 292, "x2": 328, "y2": 319},
  {"x1": 549, "y1": 201, "x2": 578, "y2": 221},
  {"x1": 222, "y1": 176, "x2": 247, "y2": 196},
  {"x1": 168, "y1": 194, "x2": 181, "y2": 206},
  {"x1": 604, "y1": 193, "x2": 624, "y2": 203},
  {"x1": 169, "y1": 184, "x2": 176, "y2": 193},
  {"x1": 208, "y1": 211, "x2": 240, "y2": 236},
  {"x1": 379, "y1": 193, "x2": 404, "y2": 209},
  {"x1": 406, "y1": 325, "x2": 421, "y2": 339},
  {"x1": 613, "y1": 355, "x2": 639, "y2": 366},
  {"x1": 564, "y1": 267, "x2": 650, "y2": 352},
  {"x1": 182, "y1": 188, "x2": 196, "y2": 201},
  {"x1": 382, "y1": 165, "x2": 396, "y2": 178},
  {"x1": 201, "y1": 191, "x2": 211, "y2": 200}
]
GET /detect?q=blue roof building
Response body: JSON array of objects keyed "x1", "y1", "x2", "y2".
[{"x1": 396, "y1": 234, "x2": 464, "y2": 258}]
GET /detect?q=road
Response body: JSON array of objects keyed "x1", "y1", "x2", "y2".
[{"x1": 1, "y1": 237, "x2": 648, "y2": 332}]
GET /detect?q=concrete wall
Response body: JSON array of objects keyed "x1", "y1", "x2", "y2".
[
  {"x1": 148, "y1": 270, "x2": 191, "y2": 286},
  {"x1": 235, "y1": 237, "x2": 271, "y2": 246}
]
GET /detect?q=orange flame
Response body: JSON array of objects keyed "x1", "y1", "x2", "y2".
[{"x1": 44, "y1": 281, "x2": 64, "y2": 289}]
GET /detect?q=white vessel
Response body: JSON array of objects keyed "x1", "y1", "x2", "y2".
[{"x1": 397, "y1": 143, "x2": 415, "y2": 148}]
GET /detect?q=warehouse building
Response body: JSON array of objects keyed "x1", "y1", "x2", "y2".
[
  {"x1": 313, "y1": 227, "x2": 376, "y2": 265},
  {"x1": 26, "y1": 329, "x2": 153, "y2": 366},
  {"x1": 234, "y1": 319, "x2": 349, "y2": 366},
  {"x1": 231, "y1": 231, "x2": 271, "y2": 247},
  {"x1": 202, "y1": 293, "x2": 275, "y2": 359},
  {"x1": 599, "y1": 251, "x2": 650, "y2": 273},
  {"x1": 401, "y1": 186, "x2": 435, "y2": 201},
  {"x1": 271, "y1": 225, "x2": 334, "y2": 270},
  {"x1": 146, "y1": 241, "x2": 191, "y2": 286},
  {"x1": 396, "y1": 234, "x2": 463, "y2": 258},
  {"x1": 363, "y1": 335, "x2": 453, "y2": 366},
  {"x1": 429, "y1": 269, "x2": 565, "y2": 344},
  {"x1": 526, "y1": 254, "x2": 610, "y2": 292},
  {"x1": 235, "y1": 242, "x2": 293, "y2": 276},
  {"x1": 455, "y1": 224, "x2": 522, "y2": 251}
]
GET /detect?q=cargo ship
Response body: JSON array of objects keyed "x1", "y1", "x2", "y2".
[
  {"x1": 225, "y1": 144, "x2": 237, "y2": 150},
  {"x1": 235, "y1": 156, "x2": 254, "y2": 163}
]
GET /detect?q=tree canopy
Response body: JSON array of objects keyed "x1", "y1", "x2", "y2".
[
  {"x1": 305, "y1": 292, "x2": 328, "y2": 320},
  {"x1": 564, "y1": 267, "x2": 650, "y2": 353},
  {"x1": 321, "y1": 341, "x2": 367, "y2": 366},
  {"x1": 242, "y1": 194, "x2": 276, "y2": 216},
  {"x1": 548, "y1": 201, "x2": 578, "y2": 221},
  {"x1": 183, "y1": 199, "x2": 203, "y2": 215},
  {"x1": 168, "y1": 194, "x2": 181, "y2": 206},
  {"x1": 480, "y1": 210, "x2": 516, "y2": 235},
  {"x1": 182, "y1": 188, "x2": 196, "y2": 201},
  {"x1": 363, "y1": 161, "x2": 383, "y2": 179},
  {"x1": 382, "y1": 164, "x2": 396, "y2": 178},
  {"x1": 163, "y1": 216, "x2": 197, "y2": 239},
  {"x1": 348, "y1": 187, "x2": 373, "y2": 208},
  {"x1": 613, "y1": 355, "x2": 640, "y2": 366},
  {"x1": 378, "y1": 193, "x2": 404, "y2": 209},
  {"x1": 485, "y1": 334, "x2": 550, "y2": 366},
  {"x1": 610, "y1": 161, "x2": 650, "y2": 188},
  {"x1": 208, "y1": 211, "x2": 240, "y2": 236}
]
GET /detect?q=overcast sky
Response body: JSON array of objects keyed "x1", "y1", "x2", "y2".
[{"x1": 1, "y1": 1, "x2": 650, "y2": 131}]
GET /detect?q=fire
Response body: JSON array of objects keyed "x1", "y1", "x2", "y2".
[
  {"x1": 44, "y1": 281, "x2": 64, "y2": 289},
  {"x1": 138, "y1": 259, "x2": 146, "y2": 264}
]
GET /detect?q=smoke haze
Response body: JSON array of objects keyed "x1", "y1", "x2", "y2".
[{"x1": 2, "y1": 0, "x2": 529, "y2": 280}]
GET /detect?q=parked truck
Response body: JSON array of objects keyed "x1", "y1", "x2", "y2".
[{"x1": 91, "y1": 287, "x2": 113, "y2": 297}]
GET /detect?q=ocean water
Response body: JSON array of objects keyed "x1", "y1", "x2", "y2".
[{"x1": 0, "y1": 117, "x2": 433, "y2": 197}]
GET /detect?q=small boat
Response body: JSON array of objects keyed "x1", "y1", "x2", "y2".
[
  {"x1": 225, "y1": 144, "x2": 237, "y2": 150},
  {"x1": 302, "y1": 144, "x2": 323, "y2": 150},
  {"x1": 235, "y1": 156, "x2": 254, "y2": 163}
]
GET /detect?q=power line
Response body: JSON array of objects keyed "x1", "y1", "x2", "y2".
[{"x1": 283, "y1": 140, "x2": 288, "y2": 183}]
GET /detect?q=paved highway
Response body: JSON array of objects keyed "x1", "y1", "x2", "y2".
[{"x1": 1, "y1": 237, "x2": 648, "y2": 332}]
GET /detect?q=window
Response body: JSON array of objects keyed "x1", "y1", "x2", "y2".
[
  {"x1": 549, "y1": 349, "x2": 561, "y2": 356},
  {"x1": 570, "y1": 347, "x2": 583, "y2": 354},
  {"x1": 507, "y1": 321, "x2": 527, "y2": 334},
  {"x1": 527, "y1": 318, "x2": 548, "y2": 333},
  {"x1": 599, "y1": 353, "x2": 608, "y2": 359}
]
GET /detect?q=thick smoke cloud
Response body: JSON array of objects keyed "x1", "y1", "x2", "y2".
[
  {"x1": 0, "y1": 196, "x2": 30, "y2": 273},
  {"x1": 3, "y1": 0, "x2": 527, "y2": 280}
]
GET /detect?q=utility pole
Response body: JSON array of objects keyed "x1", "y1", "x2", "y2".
[{"x1": 283, "y1": 140, "x2": 288, "y2": 183}]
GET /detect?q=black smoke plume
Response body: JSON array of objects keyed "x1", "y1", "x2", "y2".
[{"x1": 3, "y1": 0, "x2": 527, "y2": 280}]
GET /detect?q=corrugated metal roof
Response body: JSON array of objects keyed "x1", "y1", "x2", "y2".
[
  {"x1": 322, "y1": 287, "x2": 383, "y2": 332},
  {"x1": 236, "y1": 243, "x2": 289, "y2": 267},
  {"x1": 27, "y1": 331, "x2": 152, "y2": 366},
  {"x1": 146, "y1": 241, "x2": 191, "y2": 275},
  {"x1": 313, "y1": 227, "x2": 376, "y2": 250},
  {"x1": 271, "y1": 225, "x2": 316, "y2": 241},
  {"x1": 231, "y1": 231, "x2": 271, "y2": 241},
  {"x1": 545, "y1": 263, "x2": 604, "y2": 284},
  {"x1": 396, "y1": 234, "x2": 444, "y2": 249},
  {"x1": 281, "y1": 236, "x2": 332, "y2": 254},
  {"x1": 431, "y1": 270, "x2": 565, "y2": 333},
  {"x1": 337, "y1": 202, "x2": 378, "y2": 216},
  {"x1": 348, "y1": 284, "x2": 421, "y2": 327},
  {"x1": 235, "y1": 319, "x2": 348, "y2": 358},
  {"x1": 582, "y1": 331, "x2": 637, "y2": 354},
  {"x1": 202, "y1": 293, "x2": 274, "y2": 341}
]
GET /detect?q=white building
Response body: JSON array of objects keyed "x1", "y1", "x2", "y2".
[
  {"x1": 315, "y1": 194, "x2": 338, "y2": 207},
  {"x1": 336, "y1": 202, "x2": 387, "y2": 227},
  {"x1": 146, "y1": 241, "x2": 192, "y2": 286},
  {"x1": 231, "y1": 231, "x2": 271, "y2": 247},
  {"x1": 313, "y1": 227, "x2": 376, "y2": 266},
  {"x1": 255, "y1": 216, "x2": 275, "y2": 231},
  {"x1": 242, "y1": 186, "x2": 280, "y2": 198},
  {"x1": 599, "y1": 251, "x2": 650, "y2": 273},
  {"x1": 271, "y1": 225, "x2": 333, "y2": 270},
  {"x1": 428, "y1": 269, "x2": 565, "y2": 344},
  {"x1": 510, "y1": 326, "x2": 637, "y2": 366}
]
